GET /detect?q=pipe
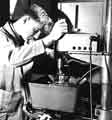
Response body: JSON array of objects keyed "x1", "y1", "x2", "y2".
[
  {"x1": 97, "y1": 0, "x2": 112, "y2": 119},
  {"x1": 101, "y1": 0, "x2": 112, "y2": 109}
]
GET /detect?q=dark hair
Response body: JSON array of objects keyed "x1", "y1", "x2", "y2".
[
  {"x1": 27, "y1": 4, "x2": 54, "y2": 35},
  {"x1": 31, "y1": 0, "x2": 58, "y2": 22},
  {"x1": 23, "y1": 6, "x2": 39, "y2": 22}
]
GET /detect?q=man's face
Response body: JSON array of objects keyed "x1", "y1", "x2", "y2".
[
  {"x1": 14, "y1": 4, "x2": 53, "y2": 40},
  {"x1": 20, "y1": 15, "x2": 52, "y2": 40},
  {"x1": 21, "y1": 15, "x2": 43, "y2": 38}
]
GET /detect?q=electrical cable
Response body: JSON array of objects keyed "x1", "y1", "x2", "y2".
[
  {"x1": 76, "y1": 66, "x2": 100, "y2": 86},
  {"x1": 89, "y1": 40, "x2": 93, "y2": 120}
]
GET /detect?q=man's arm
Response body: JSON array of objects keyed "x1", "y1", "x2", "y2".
[
  {"x1": 0, "y1": 18, "x2": 67, "y2": 68},
  {"x1": 10, "y1": 40, "x2": 45, "y2": 67}
]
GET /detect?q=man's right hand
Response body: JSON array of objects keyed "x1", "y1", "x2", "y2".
[
  {"x1": 50, "y1": 19, "x2": 68, "y2": 41},
  {"x1": 42, "y1": 19, "x2": 68, "y2": 46}
]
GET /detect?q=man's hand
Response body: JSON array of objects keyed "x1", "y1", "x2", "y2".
[
  {"x1": 45, "y1": 48, "x2": 54, "y2": 58},
  {"x1": 50, "y1": 19, "x2": 68, "y2": 41},
  {"x1": 42, "y1": 19, "x2": 68, "y2": 46}
]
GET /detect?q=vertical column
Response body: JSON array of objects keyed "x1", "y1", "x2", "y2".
[{"x1": 97, "y1": 0, "x2": 112, "y2": 120}]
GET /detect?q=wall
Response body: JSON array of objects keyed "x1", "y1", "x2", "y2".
[
  {"x1": 0, "y1": 0, "x2": 9, "y2": 26},
  {"x1": 58, "y1": 1, "x2": 104, "y2": 34}
]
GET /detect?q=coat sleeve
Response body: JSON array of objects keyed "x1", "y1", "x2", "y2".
[
  {"x1": 0, "y1": 30, "x2": 45, "y2": 67},
  {"x1": 10, "y1": 40, "x2": 45, "y2": 67}
]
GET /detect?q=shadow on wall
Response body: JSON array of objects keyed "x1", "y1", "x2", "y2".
[
  {"x1": 12, "y1": 0, "x2": 31, "y2": 20},
  {"x1": 0, "y1": 0, "x2": 9, "y2": 26}
]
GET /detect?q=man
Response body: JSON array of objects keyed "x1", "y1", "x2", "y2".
[{"x1": 0, "y1": 4, "x2": 68, "y2": 120}]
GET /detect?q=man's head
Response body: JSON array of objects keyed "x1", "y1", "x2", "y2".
[
  {"x1": 13, "y1": 4, "x2": 53, "y2": 40},
  {"x1": 29, "y1": 4, "x2": 53, "y2": 35}
]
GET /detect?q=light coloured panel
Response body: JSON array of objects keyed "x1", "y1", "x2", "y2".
[
  {"x1": 78, "y1": 2, "x2": 104, "y2": 34},
  {"x1": 58, "y1": 2, "x2": 104, "y2": 34}
]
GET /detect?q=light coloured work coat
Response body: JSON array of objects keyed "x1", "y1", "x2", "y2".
[{"x1": 0, "y1": 22, "x2": 45, "y2": 120}]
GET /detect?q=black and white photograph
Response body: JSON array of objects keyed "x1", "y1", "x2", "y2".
[{"x1": 0, "y1": 0, "x2": 111, "y2": 120}]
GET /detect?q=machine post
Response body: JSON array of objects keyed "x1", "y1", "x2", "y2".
[{"x1": 97, "y1": 0, "x2": 112, "y2": 119}]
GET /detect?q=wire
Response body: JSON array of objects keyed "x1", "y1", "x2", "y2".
[
  {"x1": 76, "y1": 66, "x2": 100, "y2": 86},
  {"x1": 89, "y1": 40, "x2": 93, "y2": 120},
  {"x1": 66, "y1": 58, "x2": 90, "y2": 65}
]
